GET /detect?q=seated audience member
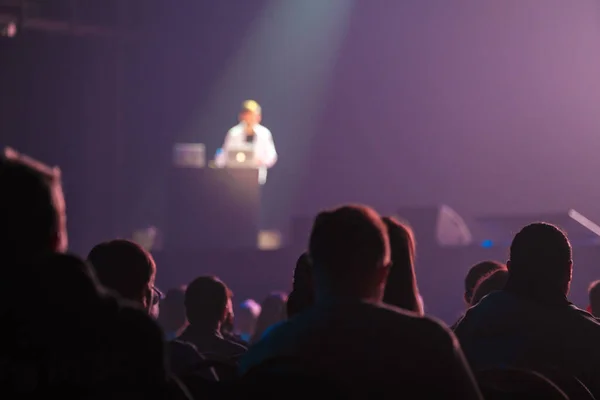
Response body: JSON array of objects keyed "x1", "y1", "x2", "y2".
[
  {"x1": 87, "y1": 240, "x2": 210, "y2": 378},
  {"x1": 470, "y1": 269, "x2": 508, "y2": 306},
  {"x1": 179, "y1": 276, "x2": 247, "y2": 360},
  {"x1": 382, "y1": 216, "x2": 423, "y2": 315},
  {"x1": 286, "y1": 252, "x2": 314, "y2": 318},
  {"x1": 7, "y1": 253, "x2": 169, "y2": 397},
  {"x1": 454, "y1": 223, "x2": 600, "y2": 398},
  {"x1": 234, "y1": 299, "x2": 261, "y2": 343},
  {"x1": 463, "y1": 260, "x2": 506, "y2": 306},
  {"x1": 451, "y1": 260, "x2": 507, "y2": 329},
  {"x1": 87, "y1": 240, "x2": 160, "y2": 312},
  {"x1": 240, "y1": 204, "x2": 482, "y2": 399},
  {"x1": 0, "y1": 150, "x2": 168, "y2": 396},
  {"x1": 251, "y1": 292, "x2": 288, "y2": 344},
  {"x1": 587, "y1": 280, "x2": 600, "y2": 316},
  {"x1": 158, "y1": 287, "x2": 188, "y2": 341}
]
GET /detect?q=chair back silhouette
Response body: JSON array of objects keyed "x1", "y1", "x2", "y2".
[
  {"x1": 241, "y1": 356, "x2": 347, "y2": 399},
  {"x1": 193, "y1": 356, "x2": 238, "y2": 382},
  {"x1": 535, "y1": 368, "x2": 596, "y2": 400},
  {"x1": 476, "y1": 367, "x2": 568, "y2": 400}
]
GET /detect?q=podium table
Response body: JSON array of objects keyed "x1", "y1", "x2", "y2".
[{"x1": 165, "y1": 167, "x2": 260, "y2": 251}]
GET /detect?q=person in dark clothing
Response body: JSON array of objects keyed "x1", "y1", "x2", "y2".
[
  {"x1": 1, "y1": 253, "x2": 168, "y2": 395},
  {"x1": 0, "y1": 151, "x2": 168, "y2": 396},
  {"x1": 451, "y1": 260, "x2": 507, "y2": 329},
  {"x1": 470, "y1": 269, "x2": 508, "y2": 306},
  {"x1": 240, "y1": 204, "x2": 482, "y2": 399},
  {"x1": 179, "y1": 276, "x2": 247, "y2": 360},
  {"x1": 455, "y1": 222, "x2": 600, "y2": 398},
  {"x1": 463, "y1": 260, "x2": 506, "y2": 306},
  {"x1": 87, "y1": 239, "x2": 212, "y2": 378}
]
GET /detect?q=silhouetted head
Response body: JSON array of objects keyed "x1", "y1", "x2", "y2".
[
  {"x1": 87, "y1": 239, "x2": 158, "y2": 313},
  {"x1": 0, "y1": 148, "x2": 67, "y2": 258},
  {"x1": 470, "y1": 269, "x2": 509, "y2": 306},
  {"x1": 286, "y1": 252, "x2": 315, "y2": 318},
  {"x1": 251, "y1": 292, "x2": 287, "y2": 344},
  {"x1": 185, "y1": 276, "x2": 233, "y2": 330},
  {"x1": 239, "y1": 99, "x2": 262, "y2": 127},
  {"x1": 309, "y1": 204, "x2": 390, "y2": 302},
  {"x1": 508, "y1": 223, "x2": 572, "y2": 296},
  {"x1": 464, "y1": 261, "x2": 506, "y2": 305},
  {"x1": 588, "y1": 280, "x2": 600, "y2": 316},
  {"x1": 381, "y1": 217, "x2": 423, "y2": 315}
]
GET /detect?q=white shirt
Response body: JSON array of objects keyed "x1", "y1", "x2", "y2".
[{"x1": 216, "y1": 123, "x2": 277, "y2": 184}]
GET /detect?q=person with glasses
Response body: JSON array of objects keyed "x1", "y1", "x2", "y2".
[
  {"x1": 87, "y1": 239, "x2": 160, "y2": 314},
  {"x1": 87, "y1": 239, "x2": 216, "y2": 378}
]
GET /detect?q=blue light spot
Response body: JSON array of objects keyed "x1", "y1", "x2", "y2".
[{"x1": 481, "y1": 240, "x2": 493, "y2": 248}]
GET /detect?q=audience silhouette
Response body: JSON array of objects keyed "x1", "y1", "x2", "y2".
[
  {"x1": 470, "y1": 268, "x2": 509, "y2": 306},
  {"x1": 240, "y1": 204, "x2": 482, "y2": 399},
  {"x1": 0, "y1": 150, "x2": 169, "y2": 397},
  {"x1": 463, "y1": 260, "x2": 507, "y2": 306},
  {"x1": 455, "y1": 223, "x2": 600, "y2": 398},
  {"x1": 7, "y1": 147, "x2": 600, "y2": 399},
  {"x1": 179, "y1": 276, "x2": 247, "y2": 359},
  {"x1": 87, "y1": 239, "x2": 213, "y2": 379}
]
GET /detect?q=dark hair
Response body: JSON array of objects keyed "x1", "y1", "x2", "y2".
[
  {"x1": 251, "y1": 292, "x2": 287, "y2": 344},
  {"x1": 470, "y1": 269, "x2": 509, "y2": 306},
  {"x1": 308, "y1": 204, "x2": 389, "y2": 294},
  {"x1": 381, "y1": 217, "x2": 423, "y2": 314},
  {"x1": 0, "y1": 152, "x2": 62, "y2": 256},
  {"x1": 286, "y1": 252, "x2": 314, "y2": 318},
  {"x1": 184, "y1": 276, "x2": 232, "y2": 327},
  {"x1": 588, "y1": 280, "x2": 600, "y2": 316},
  {"x1": 509, "y1": 223, "x2": 572, "y2": 288},
  {"x1": 87, "y1": 239, "x2": 156, "y2": 304},
  {"x1": 464, "y1": 261, "x2": 506, "y2": 304}
]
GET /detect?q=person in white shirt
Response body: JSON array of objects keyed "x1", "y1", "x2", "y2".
[{"x1": 215, "y1": 100, "x2": 277, "y2": 184}]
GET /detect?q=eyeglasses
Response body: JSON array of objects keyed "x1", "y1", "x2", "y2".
[{"x1": 152, "y1": 286, "x2": 164, "y2": 305}]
